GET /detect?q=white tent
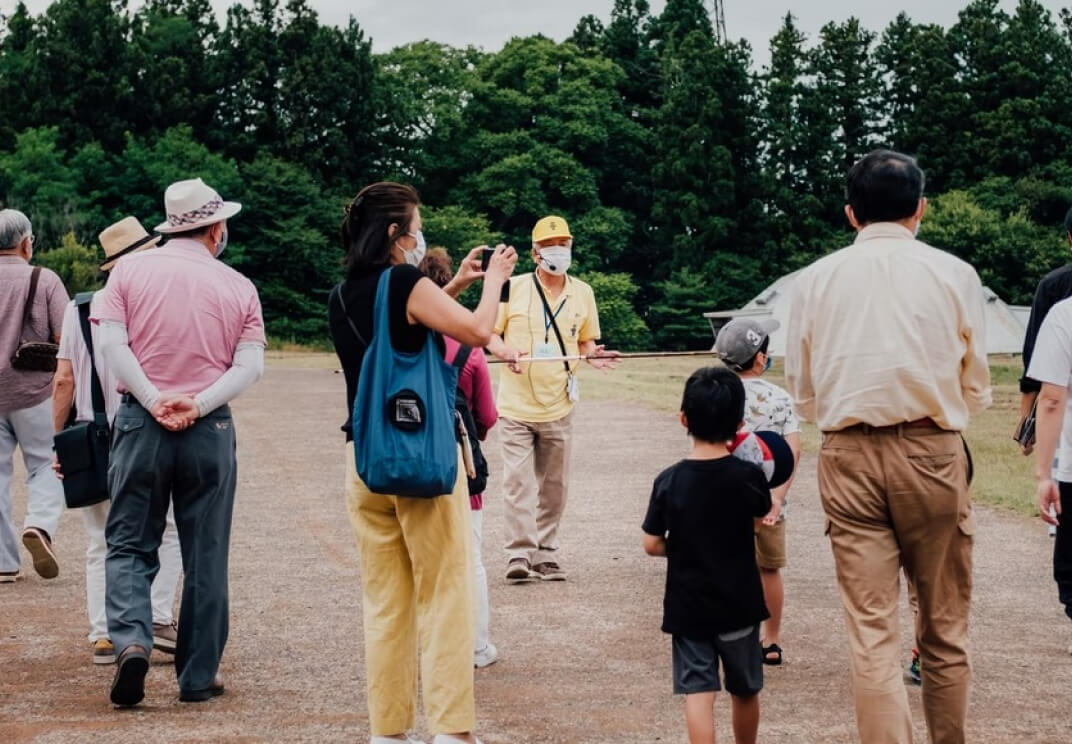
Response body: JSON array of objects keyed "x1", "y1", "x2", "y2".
[{"x1": 704, "y1": 270, "x2": 1028, "y2": 356}]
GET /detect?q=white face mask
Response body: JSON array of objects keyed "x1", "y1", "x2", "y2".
[
  {"x1": 538, "y1": 247, "x2": 571, "y2": 275},
  {"x1": 215, "y1": 228, "x2": 228, "y2": 258},
  {"x1": 404, "y1": 230, "x2": 427, "y2": 267}
]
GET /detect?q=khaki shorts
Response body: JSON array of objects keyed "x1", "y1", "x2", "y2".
[{"x1": 754, "y1": 518, "x2": 787, "y2": 569}]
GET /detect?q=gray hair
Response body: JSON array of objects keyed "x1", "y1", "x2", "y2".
[{"x1": 0, "y1": 209, "x2": 32, "y2": 251}]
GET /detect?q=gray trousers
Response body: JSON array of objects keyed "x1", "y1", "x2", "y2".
[
  {"x1": 0, "y1": 398, "x2": 66, "y2": 572},
  {"x1": 105, "y1": 399, "x2": 236, "y2": 695}
]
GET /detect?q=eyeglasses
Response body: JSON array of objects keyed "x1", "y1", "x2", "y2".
[{"x1": 27, "y1": 234, "x2": 35, "y2": 245}]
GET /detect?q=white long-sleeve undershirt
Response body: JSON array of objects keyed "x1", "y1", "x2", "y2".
[{"x1": 98, "y1": 321, "x2": 264, "y2": 416}]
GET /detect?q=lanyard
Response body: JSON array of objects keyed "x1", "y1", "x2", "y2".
[{"x1": 543, "y1": 298, "x2": 567, "y2": 341}]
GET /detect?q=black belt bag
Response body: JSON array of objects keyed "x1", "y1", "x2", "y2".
[
  {"x1": 10, "y1": 267, "x2": 58, "y2": 372},
  {"x1": 53, "y1": 292, "x2": 110, "y2": 508}
]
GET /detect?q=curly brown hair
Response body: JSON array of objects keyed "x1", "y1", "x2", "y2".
[{"x1": 418, "y1": 246, "x2": 453, "y2": 288}]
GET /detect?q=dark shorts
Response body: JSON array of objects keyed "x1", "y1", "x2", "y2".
[{"x1": 672, "y1": 626, "x2": 763, "y2": 697}]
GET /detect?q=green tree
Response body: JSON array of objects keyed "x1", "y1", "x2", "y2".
[
  {"x1": 127, "y1": 0, "x2": 221, "y2": 141},
  {"x1": 577, "y1": 271, "x2": 651, "y2": 350},
  {"x1": 876, "y1": 16, "x2": 969, "y2": 192},
  {"x1": 375, "y1": 41, "x2": 483, "y2": 198},
  {"x1": 422, "y1": 205, "x2": 500, "y2": 254},
  {"x1": 0, "y1": 2, "x2": 41, "y2": 150},
  {"x1": 921, "y1": 190, "x2": 1065, "y2": 304},
  {"x1": 31, "y1": 0, "x2": 134, "y2": 151},
  {"x1": 229, "y1": 153, "x2": 340, "y2": 338},
  {"x1": 0, "y1": 127, "x2": 84, "y2": 248},
  {"x1": 34, "y1": 232, "x2": 104, "y2": 294},
  {"x1": 647, "y1": 267, "x2": 716, "y2": 350}
]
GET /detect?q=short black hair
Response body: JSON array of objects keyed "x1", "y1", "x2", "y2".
[
  {"x1": 1064, "y1": 206, "x2": 1072, "y2": 236},
  {"x1": 846, "y1": 150, "x2": 925, "y2": 225},
  {"x1": 681, "y1": 366, "x2": 745, "y2": 443}
]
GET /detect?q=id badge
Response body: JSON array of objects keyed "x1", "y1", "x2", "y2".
[
  {"x1": 533, "y1": 342, "x2": 558, "y2": 359},
  {"x1": 567, "y1": 373, "x2": 580, "y2": 402}
]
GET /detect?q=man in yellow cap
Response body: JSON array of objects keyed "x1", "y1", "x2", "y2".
[{"x1": 487, "y1": 215, "x2": 619, "y2": 583}]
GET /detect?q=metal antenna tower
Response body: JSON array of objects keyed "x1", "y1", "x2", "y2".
[{"x1": 712, "y1": 0, "x2": 728, "y2": 44}]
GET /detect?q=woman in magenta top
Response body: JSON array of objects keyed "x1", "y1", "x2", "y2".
[{"x1": 420, "y1": 250, "x2": 500, "y2": 668}]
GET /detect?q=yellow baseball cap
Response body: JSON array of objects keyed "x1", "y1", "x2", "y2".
[{"x1": 532, "y1": 215, "x2": 572, "y2": 244}]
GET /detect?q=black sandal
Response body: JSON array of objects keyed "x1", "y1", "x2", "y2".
[{"x1": 762, "y1": 643, "x2": 783, "y2": 666}]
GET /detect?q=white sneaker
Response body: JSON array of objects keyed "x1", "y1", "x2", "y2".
[
  {"x1": 371, "y1": 736, "x2": 424, "y2": 744},
  {"x1": 474, "y1": 642, "x2": 499, "y2": 668}
]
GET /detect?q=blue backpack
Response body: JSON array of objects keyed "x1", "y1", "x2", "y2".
[{"x1": 352, "y1": 268, "x2": 460, "y2": 498}]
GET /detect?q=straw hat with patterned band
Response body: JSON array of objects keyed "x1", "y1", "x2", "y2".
[
  {"x1": 99, "y1": 217, "x2": 162, "y2": 272},
  {"x1": 153, "y1": 177, "x2": 242, "y2": 235}
]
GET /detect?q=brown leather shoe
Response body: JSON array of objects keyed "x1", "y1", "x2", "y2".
[
  {"x1": 21, "y1": 527, "x2": 58, "y2": 579},
  {"x1": 505, "y1": 557, "x2": 535, "y2": 583},
  {"x1": 531, "y1": 561, "x2": 567, "y2": 581},
  {"x1": 179, "y1": 673, "x2": 225, "y2": 702},
  {"x1": 110, "y1": 645, "x2": 150, "y2": 707}
]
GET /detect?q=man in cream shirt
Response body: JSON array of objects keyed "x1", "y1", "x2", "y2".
[{"x1": 785, "y1": 150, "x2": 991, "y2": 744}]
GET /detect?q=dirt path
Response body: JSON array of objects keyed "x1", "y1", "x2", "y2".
[{"x1": 1, "y1": 367, "x2": 1069, "y2": 743}]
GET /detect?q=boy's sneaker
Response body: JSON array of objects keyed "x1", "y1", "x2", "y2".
[
  {"x1": 531, "y1": 561, "x2": 567, "y2": 581},
  {"x1": 93, "y1": 639, "x2": 116, "y2": 665},
  {"x1": 474, "y1": 642, "x2": 499, "y2": 668},
  {"x1": 152, "y1": 622, "x2": 178, "y2": 654},
  {"x1": 906, "y1": 648, "x2": 921, "y2": 685},
  {"x1": 21, "y1": 528, "x2": 58, "y2": 579},
  {"x1": 505, "y1": 558, "x2": 535, "y2": 583},
  {"x1": 0, "y1": 570, "x2": 19, "y2": 583}
]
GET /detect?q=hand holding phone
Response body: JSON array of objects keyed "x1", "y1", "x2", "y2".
[{"x1": 480, "y1": 247, "x2": 495, "y2": 272}]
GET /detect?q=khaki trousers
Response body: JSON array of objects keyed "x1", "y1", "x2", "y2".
[
  {"x1": 500, "y1": 412, "x2": 574, "y2": 565},
  {"x1": 818, "y1": 425, "x2": 974, "y2": 744},
  {"x1": 345, "y1": 443, "x2": 476, "y2": 737}
]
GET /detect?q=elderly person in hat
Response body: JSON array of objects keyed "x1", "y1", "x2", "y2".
[
  {"x1": 51, "y1": 217, "x2": 183, "y2": 665},
  {"x1": 486, "y1": 215, "x2": 620, "y2": 584},
  {"x1": 95, "y1": 179, "x2": 265, "y2": 707},
  {"x1": 0, "y1": 208, "x2": 69, "y2": 583}
]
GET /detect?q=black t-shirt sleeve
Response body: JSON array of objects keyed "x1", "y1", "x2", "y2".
[{"x1": 642, "y1": 470, "x2": 669, "y2": 536}]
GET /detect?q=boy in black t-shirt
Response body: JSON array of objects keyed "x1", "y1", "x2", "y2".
[{"x1": 642, "y1": 366, "x2": 772, "y2": 744}]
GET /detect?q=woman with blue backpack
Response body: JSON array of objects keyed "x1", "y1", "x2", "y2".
[{"x1": 328, "y1": 182, "x2": 517, "y2": 744}]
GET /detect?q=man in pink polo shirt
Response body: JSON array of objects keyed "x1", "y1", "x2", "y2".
[{"x1": 95, "y1": 178, "x2": 265, "y2": 707}]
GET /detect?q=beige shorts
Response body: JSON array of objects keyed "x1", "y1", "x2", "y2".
[{"x1": 754, "y1": 517, "x2": 787, "y2": 570}]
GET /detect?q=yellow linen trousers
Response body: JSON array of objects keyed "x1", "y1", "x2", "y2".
[
  {"x1": 345, "y1": 443, "x2": 476, "y2": 736},
  {"x1": 818, "y1": 425, "x2": 973, "y2": 744}
]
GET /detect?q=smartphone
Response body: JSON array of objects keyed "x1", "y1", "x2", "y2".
[{"x1": 480, "y1": 247, "x2": 495, "y2": 272}]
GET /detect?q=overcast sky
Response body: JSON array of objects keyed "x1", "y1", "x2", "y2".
[{"x1": 9, "y1": 0, "x2": 1070, "y2": 67}]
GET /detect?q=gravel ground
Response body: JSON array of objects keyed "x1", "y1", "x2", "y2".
[{"x1": 1, "y1": 366, "x2": 1070, "y2": 743}]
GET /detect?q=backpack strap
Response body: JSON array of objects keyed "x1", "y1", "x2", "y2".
[
  {"x1": 452, "y1": 344, "x2": 473, "y2": 371},
  {"x1": 75, "y1": 292, "x2": 107, "y2": 425},
  {"x1": 331, "y1": 282, "x2": 369, "y2": 348}
]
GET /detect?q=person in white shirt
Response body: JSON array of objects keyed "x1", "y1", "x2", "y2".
[
  {"x1": 1024, "y1": 292, "x2": 1072, "y2": 655},
  {"x1": 52, "y1": 217, "x2": 182, "y2": 666}
]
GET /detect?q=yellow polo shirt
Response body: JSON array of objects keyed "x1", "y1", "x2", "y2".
[{"x1": 494, "y1": 272, "x2": 601, "y2": 423}]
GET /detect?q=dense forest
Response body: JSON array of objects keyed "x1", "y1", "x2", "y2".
[{"x1": 2, "y1": 0, "x2": 1071, "y2": 348}]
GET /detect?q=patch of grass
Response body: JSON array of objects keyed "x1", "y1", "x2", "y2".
[
  {"x1": 266, "y1": 336, "x2": 335, "y2": 353},
  {"x1": 576, "y1": 356, "x2": 1035, "y2": 516}
]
